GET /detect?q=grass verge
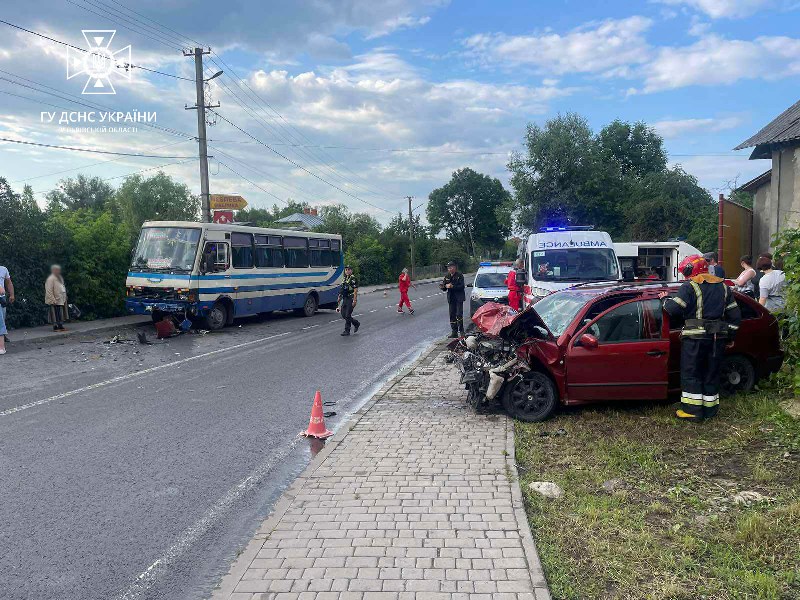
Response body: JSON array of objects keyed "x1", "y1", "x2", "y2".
[{"x1": 515, "y1": 391, "x2": 800, "y2": 600}]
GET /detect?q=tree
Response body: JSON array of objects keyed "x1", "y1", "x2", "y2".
[
  {"x1": 46, "y1": 174, "x2": 115, "y2": 211},
  {"x1": 113, "y1": 172, "x2": 199, "y2": 241},
  {"x1": 344, "y1": 237, "x2": 390, "y2": 285},
  {"x1": 427, "y1": 167, "x2": 511, "y2": 256},
  {"x1": 509, "y1": 113, "x2": 717, "y2": 249},
  {"x1": 315, "y1": 204, "x2": 381, "y2": 251}
]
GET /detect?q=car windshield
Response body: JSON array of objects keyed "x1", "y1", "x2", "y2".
[
  {"x1": 530, "y1": 248, "x2": 619, "y2": 281},
  {"x1": 533, "y1": 292, "x2": 591, "y2": 336},
  {"x1": 475, "y1": 272, "x2": 509, "y2": 288},
  {"x1": 131, "y1": 227, "x2": 201, "y2": 272}
]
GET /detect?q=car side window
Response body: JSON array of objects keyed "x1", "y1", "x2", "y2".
[{"x1": 589, "y1": 299, "x2": 662, "y2": 343}]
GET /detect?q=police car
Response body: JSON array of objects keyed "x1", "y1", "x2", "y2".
[{"x1": 469, "y1": 262, "x2": 514, "y2": 316}]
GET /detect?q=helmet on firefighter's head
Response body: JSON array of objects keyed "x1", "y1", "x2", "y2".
[{"x1": 679, "y1": 254, "x2": 709, "y2": 278}]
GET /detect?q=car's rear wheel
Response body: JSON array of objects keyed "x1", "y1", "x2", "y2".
[
  {"x1": 205, "y1": 302, "x2": 227, "y2": 331},
  {"x1": 720, "y1": 355, "x2": 756, "y2": 395},
  {"x1": 502, "y1": 372, "x2": 557, "y2": 422}
]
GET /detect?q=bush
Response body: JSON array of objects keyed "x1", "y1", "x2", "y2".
[{"x1": 771, "y1": 228, "x2": 800, "y2": 394}]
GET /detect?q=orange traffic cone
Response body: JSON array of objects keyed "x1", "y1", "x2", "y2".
[{"x1": 301, "y1": 391, "x2": 333, "y2": 439}]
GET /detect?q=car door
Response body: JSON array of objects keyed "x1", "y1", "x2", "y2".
[{"x1": 565, "y1": 298, "x2": 670, "y2": 402}]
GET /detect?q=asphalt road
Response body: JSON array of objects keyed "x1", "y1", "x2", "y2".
[{"x1": 0, "y1": 279, "x2": 465, "y2": 600}]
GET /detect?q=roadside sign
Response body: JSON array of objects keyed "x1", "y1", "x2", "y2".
[
  {"x1": 210, "y1": 194, "x2": 247, "y2": 210},
  {"x1": 213, "y1": 210, "x2": 234, "y2": 224}
]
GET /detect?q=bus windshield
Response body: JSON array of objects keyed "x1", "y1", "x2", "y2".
[
  {"x1": 131, "y1": 227, "x2": 201, "y2": 272},
  {"x1": 530, "y1": 248, "x2": 618, "y2": 282}
]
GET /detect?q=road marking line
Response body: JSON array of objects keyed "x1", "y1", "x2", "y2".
[
  {"x1": 113, "y1": 438, "x2": 302, "y2": 600},
  {"x1": 369, "y1": 309, "x2": 377, "y2": 313},
  {"x1": 0, "y1": 331, "x2": 291, "y2": 418},
  {"x1": 301, "y1": 324, "x2": 320, "y2": 330}
]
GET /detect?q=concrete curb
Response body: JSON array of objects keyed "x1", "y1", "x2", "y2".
[
  {"x1": 506, "y1": 417, "x2": 552, "y2": 599},
  {"x1": 210, "y1": 340, "x2": 445, "y2": 599}
]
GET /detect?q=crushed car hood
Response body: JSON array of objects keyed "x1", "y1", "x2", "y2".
[{"x1": 471, "y1": 302, "x2": 551, "y2": 341}]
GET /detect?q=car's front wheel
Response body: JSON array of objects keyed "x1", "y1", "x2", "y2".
[
  {"x1": 720, "y1": 354, "x2": 756, "y2": 395},
  {"x1": 502, "y1": 372, "x2": 558, "y2": 422}
]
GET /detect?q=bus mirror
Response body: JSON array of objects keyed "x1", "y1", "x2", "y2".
[{"x1": 515, "y1": 270, "x2": 527, "y2": 286}]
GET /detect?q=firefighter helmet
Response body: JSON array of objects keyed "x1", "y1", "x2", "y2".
[{"x1": 679, "y1": 254, "x2": 709, "y2": 278}]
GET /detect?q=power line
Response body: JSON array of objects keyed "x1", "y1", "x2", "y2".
[
  {"x1": 211, "y1": 110, "x2": 393, "y2": 213},
  {"x1": 215, "y1": 160, "x2": 290, "y2": 206},
  {"x1": 10, "y1": 139, "x2": 191, "y2": 183},
  {"x1": 0, "y1": 137, "x2": 197, "y2": 159},
  {"x1": 0, "y1": 18, "x2": 192, "y2": 81},
  {"x1": 0, "y1": 68, "x2": 196, "y2": 140}
]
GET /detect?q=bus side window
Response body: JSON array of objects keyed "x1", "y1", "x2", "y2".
[
  {"x1": 284, "y1": 236, "x2": 309, "y2": 268},
  {"x1": 330, "y1": 239, "x2": 341, "y2": 267},
  {"x1": 231, "y1": 233, "x2": 254, "y2": 269},
  {"x1": 203, "y1": 242, "x2": 229, "y2": 273}
]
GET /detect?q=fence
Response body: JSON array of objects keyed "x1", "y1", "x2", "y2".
[{"x1": 413, "y1": 264, "x2": 446, "y2": 280}]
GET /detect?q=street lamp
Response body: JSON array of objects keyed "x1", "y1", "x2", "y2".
[{"x1": 205, "y1": 70, "x2": 223, "y2": 81}]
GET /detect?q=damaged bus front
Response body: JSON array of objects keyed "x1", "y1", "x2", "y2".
[{"x1": 126, "y1": 224, "x2": 203, "y2": 324}]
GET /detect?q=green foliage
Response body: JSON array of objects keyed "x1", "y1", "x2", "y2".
[
  {"x1": 48, "y1": 209, "x2": 130, "y2": 319},
  {"x1": 46, "y1": 174, "x2": 115, "y2": 211},
  {"x1": 770, "y1": 228, "x2": 800, "y2": 394},
  {"x1": 344, "y1": 236, "x2": 390, "y2": 286},
  {"x1": 236, "y1": 200, "x2": 308, "y2": 228},
  {"x1": 113, "y1": 172, "x2": 199, "y2": 242},
  {"x1": 427, "y1": 167, "x2": 511, "y2": 256},
  {"x1": 509, "y1": 113, "x2": 718, "y2": 251}
]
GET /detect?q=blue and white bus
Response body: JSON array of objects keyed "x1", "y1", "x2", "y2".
[{"x1": 125, "y1": 221, "x2": 343, "y2": 330}]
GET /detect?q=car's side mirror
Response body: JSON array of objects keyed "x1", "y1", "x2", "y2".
[
  {"x1": 622, "y1": 268, "x2": 635, "y2": 282},
  {"x1": 579, "y1": 333, "x2": 599, "y2": 349},
  {"x1": 515, "y1": 270, "x2": 527, "y2": 286}
]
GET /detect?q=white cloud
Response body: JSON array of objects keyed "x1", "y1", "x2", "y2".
[
  {"x1": 653, "y1": 116, "x2": 745, "y2": 138},
  {"x1": 658, "y1": 0, "x2": 773, "y2": 18},
  {"x1": 463, "y1": 16, "x2": 653, "y2": 75},
  {"x1": 639, "y1": 34, "x2": 800, "y2": 92}
]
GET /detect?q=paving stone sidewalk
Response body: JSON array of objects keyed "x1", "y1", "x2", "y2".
[{"x1": 213, "y1": 341, "x2": 550, "y2": 600}]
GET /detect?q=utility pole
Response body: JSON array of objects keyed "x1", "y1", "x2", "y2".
[
  {"x1": 184, "y1": 47, "x2": 220, "y2": 223},
  {"x1": 407, "y1": 196, "x2": 415, "y2": 281}
]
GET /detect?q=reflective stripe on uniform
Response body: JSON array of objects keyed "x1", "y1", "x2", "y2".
[
  {"x1": 681, "y1": 394, "x2": 704, "y2": 406},
  {"x1": 681, "y1": 328, "x2": 707, "y2": 336},
  {"x1": 671, "y1": 296, "x2": 687, "y2": 308},
  {"x1": 689, "y1": 281, "x2": 703, "y2": 319},
  {"x1": 702, "y1": 394, "x2": 719, "y2": 407},
  {"x1": 729, "y1": 323, "x2": 739, "y2": 330}
]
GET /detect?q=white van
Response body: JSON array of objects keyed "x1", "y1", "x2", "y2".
[
  {"x1": 520, "y1": 226, "x2": 621, "y2": 306},
  {"x1": 613, "y1": 241, "x2": 701, "y2": 282}
]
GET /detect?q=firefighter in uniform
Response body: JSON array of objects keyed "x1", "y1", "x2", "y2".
[
  {"x1": 441, "y1": 260, "x2": 465, "y2": 337},
  {"x1": 659, "y1": 254, "x2": 741, "y2": 421},
  {"x1": 337, "y1": 265, "x2": 360, "y2": 336}
]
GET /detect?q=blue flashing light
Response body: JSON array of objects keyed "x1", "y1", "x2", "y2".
[{"x1": 479, "y1": 261, "x2": 492, "y2": 266}]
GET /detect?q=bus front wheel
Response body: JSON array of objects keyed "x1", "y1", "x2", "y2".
[{"x1": 205, "y1": 302, "x2": 227, "y2": 331}]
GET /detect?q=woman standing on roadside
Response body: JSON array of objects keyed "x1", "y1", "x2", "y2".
[
  {"x1": 0, "y1": 281, "x2": 7, "y2": 354},
  {"x1": 733, "y1": 255, "x2": 757, "y2": 297},
  {"x1": 756, "y1": 256, "x2": 786, "y2": 313},
  {"x1": 45, "y1": 264, "x2": 69, "y2": 331}
]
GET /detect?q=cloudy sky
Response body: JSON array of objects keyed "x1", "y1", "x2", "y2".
[{"x1": 0, "y1": 0, "x2": 798, "y2": 223}]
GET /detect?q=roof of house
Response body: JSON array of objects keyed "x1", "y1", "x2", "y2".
[
  {"x1": 274, "y1": 212, "x2": 324, "y2": 229},
  {"x1": 735, "y1": 99, "x2": 800, "y2": 153},
  {"x1": 737, "y1": 169, "x2": 772, "y2": 193}
]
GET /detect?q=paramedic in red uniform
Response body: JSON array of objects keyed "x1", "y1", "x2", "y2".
[
  {"x1": 505, "y1": 259, "x2": 523, "y2": 311},
  {"x1": 397, "y1": 268, "x2": 416, "y2": 314}
]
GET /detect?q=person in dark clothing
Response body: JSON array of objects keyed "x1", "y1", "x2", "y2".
[
  {"x1": 440, "y1": 260, "x2": 465, "y2": 337},
  {"x1": 703, "y1": 252, "x2": 726, "y2": 279},
  {"x1": 660, "y1": 254, "x2": 741, "y2": 421},
  {"x1": 337, "y1": 265, "x2": 360, "y2": 336}
]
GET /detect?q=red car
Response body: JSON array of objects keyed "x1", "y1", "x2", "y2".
[{"x1": 474, "y1": 282, "x2": 784, "y2": 421}]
